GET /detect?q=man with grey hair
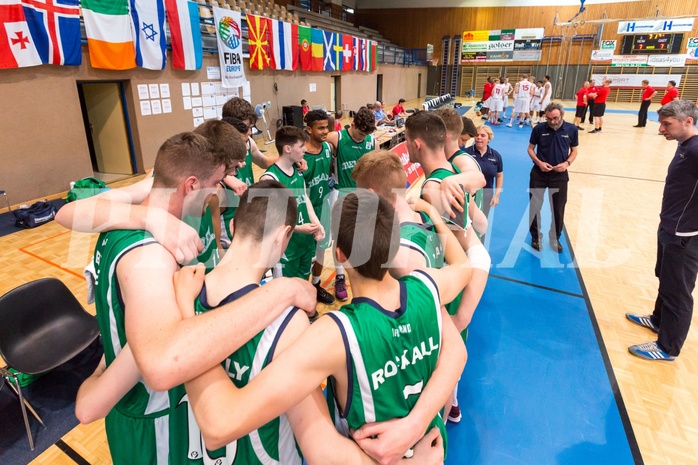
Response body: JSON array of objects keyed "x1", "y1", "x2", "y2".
[
  {"x1": 527, "y1": 102, "x2": 579, "y2": 253},
  {"x1": 627, "y1": 100, "x2": 698, "y2": 361}
]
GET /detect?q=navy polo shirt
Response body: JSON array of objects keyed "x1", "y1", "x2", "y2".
[
  {"x1": 464, "y1": 145, "x2": 503, "y2": 189},
  {"x1": 660, "y1": 134, "x2": 698, "y2": 236},
  {"x1": 529, "y1": 120, "x2": 578, "y2": 166}
]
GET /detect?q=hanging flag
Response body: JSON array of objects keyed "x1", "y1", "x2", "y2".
[
  {"x1": 129, "y1": 0, "x2": 166, "y2": 70},
  {"x1": 290, "y1": 21, "x2": 298, "y2": 70},
  {"x1": 247, "y1": 13, "x2": 270, "y2": 70},
  {"x1": 371, "y1": 40, "x2": 378, "y2": 71},
  {"x1": 360, "y1": 38, "x2": 368, "y2": 71},
  {"x1": 212, "y1": 6, "x2": 245, "y2": 88},
  {"x1": 21, "y1": 0, "x2": 81, "y2": 66},
  {"x1": 270, "y1": 18, "x2": 293, "y2": 70},
  {"x1": 298, "y1": 24, "x2": 311, "y2": 71},
  {"x1": 0, "y1": 0, "x2": 42, "y2": 68},
  {"x1": 311, "y1": 27, "x2": 323, "y2": 71},
  {"x1": 322, "y1": 30, "x2": 335, "y2": 71},
  {"x1": 164, "y1": 0, "x2": 202, "y2": 70},
  {"x1": 333, "y1": 33, "x2": 343, "y2": 71},
  {"x1": 82, "y1": 0, "x2": 136, "y2": 70},
  {"x1": 352, "y1": 36, "x2": 359, "y2": 70},
  {"x1": 341, "y1": 33, "x2": 353, "y2": 71}
]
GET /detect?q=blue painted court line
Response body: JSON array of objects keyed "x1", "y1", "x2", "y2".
[{"x1": 445, "y1": 121, "x2": 642, "y2": 464}]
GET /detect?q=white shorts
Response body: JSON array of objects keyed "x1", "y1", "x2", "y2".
[
  {"x1": 482, "y1": 97, "x2": 492, "y2": 109},
  {"x1": 514, "y1": 97, "x2": 530, "y2": 114},
  {"x1": 503, "y1": 98, "x2": 509, "y2": 109},
  {"x1": 530, "y1": 100, "x2": 541, "y2": 112},
  {"x1": 489, "y1": 98, "x2": 503, "y2": 112},
  {"x1": 540, "y1": 97, "x2": 551, "y2": 111}
]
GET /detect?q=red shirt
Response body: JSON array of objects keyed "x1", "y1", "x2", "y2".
[
  {"x1": 483, "y1": 82, "x2": 493, "y2": 100},
  {"x1": 642, "y1": 86, "x2": 655, "y2": 101},
  {"x1": 588, "y1": 86, "x2": 598, "y2": 101},
  {"x1": 334, "y1": 120, "x2": 342, "y2": 132},
  {"x1": 392, "y1": 104, "x2": 405, "y2": 118},
  {"x1": 595, "y1": 86, "x2": 610, "y2": 104},
  {"x1": 576, "y1": 88, "x2": 588, "y2": 106},
  {"x1": 660, "y1": 87, "x2": 678, "y2": 105}
]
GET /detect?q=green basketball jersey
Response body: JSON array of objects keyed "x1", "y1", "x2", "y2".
[
  {"x1": 420, "y1": 164, "x2": 471, "y2": 231},
  {"x1": 449, "y1": 150, "x2": 484, "y2": 212},
  {"x1": 237, "y1": 143, "x2": 255, "y2": 187},
  {"x1": 93, "y1": 230, "x2": 182, "y2": 465},
  {"x1": 182, "y1": 206, "x2": 219, "y2": 272},
  {"x1": 264, "y1": 163, "x2": 310, "y2": 227},
  {"x1": 400, "y1": 212, "x2": 444, "y2": 269},
  {"x1": 166, "y1": 284, "x2": 302, "y2": 465},
  {"x1": 222, "y1": 143, "x2": 255, "y2": 238},
  {"x1": 325, "y1": 271, "x2": 447, "y2": 453},
  {"x1": 303, "y1": 141, "x2": 332, "y2": 210},
  {"x1": 335, "y1": 129, "x2": 375, "y2": 190}
]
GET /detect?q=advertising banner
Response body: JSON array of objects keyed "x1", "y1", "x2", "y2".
[
  {"x1": 591, "y1": 50, "x2": 613, "y2": 61},
  {"x1": 646, "y1": 54, "x2": 687, "y2": 67},
  {"x1": 591, "y1": 74, "x2": 682, "y2": 88},
  {"x1": 611, "y1": 55, "x2": 648, "y2": 67},
  {"x1": 390, "y1": 142, "x2": 423, "y2": 188},
  {"x1": 618, "y1": 18, "x2": 694, "y2": 34}
]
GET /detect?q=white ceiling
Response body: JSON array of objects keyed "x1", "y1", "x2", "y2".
[{"x1": 354, "y1": 0, "x2": 643, "y2": 9}]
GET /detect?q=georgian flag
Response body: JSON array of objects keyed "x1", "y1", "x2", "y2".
[{"x1": 0, "y1": 0, "x2": 42, "y2": 68}]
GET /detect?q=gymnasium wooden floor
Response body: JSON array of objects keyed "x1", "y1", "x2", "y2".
[{"x1": 1, "y1": 98, "x2": 696, "y2": 465}]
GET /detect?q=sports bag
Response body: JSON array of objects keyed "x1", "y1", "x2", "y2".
[
  {"x1": 66, "y1": 177, "x2": 107, "y2": 203},
  {"x1": 14, "y1": 201, "x2": 57, "y2": 228}
]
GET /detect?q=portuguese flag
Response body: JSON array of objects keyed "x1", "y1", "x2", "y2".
[{"x1": 298, "y1": 25, "x2": 311, "y2": 71}]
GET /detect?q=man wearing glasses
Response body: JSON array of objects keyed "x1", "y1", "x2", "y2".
[{"x1": 527, "y1": 102, "x2": 579, "y2": 253}]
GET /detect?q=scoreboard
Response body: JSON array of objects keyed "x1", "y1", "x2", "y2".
[{"x1": 621, "y1": 33, "x2": 683, "y2": 54}]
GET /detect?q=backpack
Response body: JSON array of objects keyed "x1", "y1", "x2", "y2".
[
  {"x1": 13, "y1": 201, "x2": 57, "y2": 228},
  {"x1": 66, "y1": 177, "x2": 107, "y2": 203}
]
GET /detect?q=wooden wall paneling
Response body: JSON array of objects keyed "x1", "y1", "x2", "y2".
[
  {"x1": 459, "y1": 67, "x2": 475, "y2": 97},
  {"x1": 356, "y1": 1, "x2": 698, "y2": 65}
]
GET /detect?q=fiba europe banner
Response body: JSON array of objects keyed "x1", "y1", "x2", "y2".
[{"x1": 213, "y1": 7, "x2": 246, "y2": 88}]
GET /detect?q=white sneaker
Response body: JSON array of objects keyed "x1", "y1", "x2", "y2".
[{"x1": 506, "y1": 123, "x2": 512, "y2": 127}]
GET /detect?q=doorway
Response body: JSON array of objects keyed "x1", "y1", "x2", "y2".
[
  {"x1": 331, "y1": 75, "x2": 341, "y2": 111},
  {"x1": 77, "y1": 82, "x2": 136, "y2": 176},
  {"x1": 376, "y1": 74, "x2": 383, "y2": 102}
]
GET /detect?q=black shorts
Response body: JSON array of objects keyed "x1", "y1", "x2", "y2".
[
  {"x1": 592, "y1": 103, "x2": 606, "y2": 117},
  {"x1": 575, "y1": 105, "x2": 587, "y2": 118}
]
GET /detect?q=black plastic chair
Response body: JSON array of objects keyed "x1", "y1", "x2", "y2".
[{"x1": 0, "y1": 278, "x2": 100, "y2": 450}]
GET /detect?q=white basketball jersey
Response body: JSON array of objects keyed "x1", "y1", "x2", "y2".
[
  {"x1": 491, "y1": 84, "x2": 504, "y2": 100},
  {"x1": 517, "y1": 80, "x2": 532, "y2": 99}
]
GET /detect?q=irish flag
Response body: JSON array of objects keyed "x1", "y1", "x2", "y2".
[{"x1": 82, "y1": 0, "x2": 135, "y2": 70}]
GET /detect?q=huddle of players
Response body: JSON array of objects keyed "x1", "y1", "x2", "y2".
[
  {"x1": 500, "y1": 74, "x2": 552, "y2": 128},
  {"x1": 59, "y1": 98, "x2": 492, "y2": 464}
]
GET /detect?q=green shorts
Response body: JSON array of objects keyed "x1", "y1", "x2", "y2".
[{"x1": 280, "y1": 232, "x2": 316, "y2": 280}]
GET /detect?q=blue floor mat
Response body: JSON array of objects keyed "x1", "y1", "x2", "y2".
[{"x1": 444, "y1": 121, "x2": 641, "y2": 464}]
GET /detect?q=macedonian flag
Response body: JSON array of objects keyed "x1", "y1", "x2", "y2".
[{"x1": 247, "y1": 14, "x2": 270, "y2": 69}]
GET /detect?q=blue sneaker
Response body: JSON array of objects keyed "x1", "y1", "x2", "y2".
[
  {"x1": 625, "y1": 314, "x2": 659, "y2": 333},
  {"x1": 628, "y1": 341, "x2": 675, "y2": 361}
]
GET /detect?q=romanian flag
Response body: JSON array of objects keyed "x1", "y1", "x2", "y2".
[
  {"x1": 82, "y1": 0, "x2": 136, "y2": 70},
  {"x1": 311, "y1": 27, "x2": 323, "y2": 71},
  {"x1": 247, "y1": 13, "x2": 270, "y2": 70},
  {"x1": 298, "y1": 24, "x2": 311, "y2": 71}
]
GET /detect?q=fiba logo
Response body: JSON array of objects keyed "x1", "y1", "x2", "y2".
[{"x1": 219, "y1": 16, "x2": 241, "y2": 49}]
